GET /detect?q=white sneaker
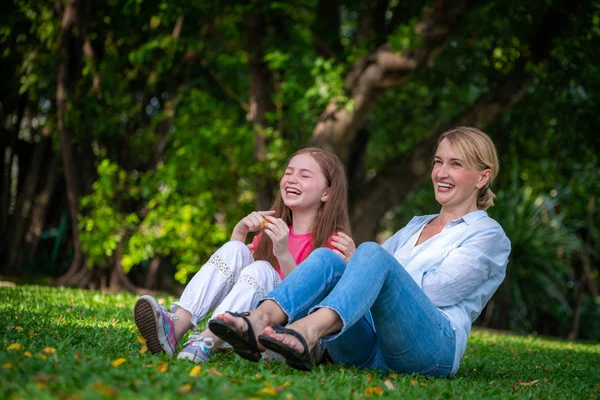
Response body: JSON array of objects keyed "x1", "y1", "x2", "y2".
[{"x1": 177, "y1": 333, "x2": 214, "y2": 363}]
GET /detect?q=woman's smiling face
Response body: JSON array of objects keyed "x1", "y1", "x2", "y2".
[{"x1": 431, "y1": 138, "x2": 490, "y2": 212}]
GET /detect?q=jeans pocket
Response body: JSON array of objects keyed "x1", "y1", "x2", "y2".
[{"x1": 420, "y1": 363, "x2": 453, "y2": 377}]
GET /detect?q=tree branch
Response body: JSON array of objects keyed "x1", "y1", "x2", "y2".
[
  {"x1": 310, "y1": 0, "x2": 476, "y2": 165},
  {"x1": 350, "y1": 0, "x2": 585, "y2": 243}
]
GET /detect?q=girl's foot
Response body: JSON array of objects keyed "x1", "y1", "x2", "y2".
[
  {"x1": 177, "y1": 333, "x2": 214, "y2": 363},
  {"x1": 134, "y1": 295, "x2": 178, "y2": 355}
]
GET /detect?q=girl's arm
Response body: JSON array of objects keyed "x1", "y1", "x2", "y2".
[
  {"x1": 329, "y1": 232, "x2": 356, "y2": 262},
  {"x1": 231, "y1": 210, "x2": 276, "y2": 242},
  {"x1": 262, "y1": 216, "x2": 296, "y2": 277}
]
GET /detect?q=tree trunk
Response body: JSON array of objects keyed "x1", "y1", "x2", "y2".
[
  {"x1": 144, "y1": 256, "x2": 161, "y2": 290},
  {"x1": 1, "y1": 96, "x2": 27, "y2": 235},
  {"x1": 108, "y1": 238, "x2": 148, "y2": 294},
  {"x1": 310, "y1": 0, "x2": 476, "y2": 165},
  {"x1": 55, "y1": 0, "x2": 88, "y2": 287},
  {"x1": 348, "y1": 0, "x2": 583, "y2": 243},
  {"x1": 351, "y1": 67, "x2": 533, "y2": 243},
  {"x1": 24, "y1": 152, "x2": 60, "y2": 257},
  {"x1": 246, "y1": 11, "x2": 276, "y2": 210},
  {"x1": 5, "y1": 137, "x2": 51, "y2": 273}
]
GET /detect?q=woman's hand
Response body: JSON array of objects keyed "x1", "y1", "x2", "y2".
[
  {"x1": 262, "y1": 216, "x2": 291, "y2": 260},
  {"x1": 329, "y1": 232, "x2": 356, "y2": 262},
  {"x1": 231, "y1": 210, "x2": 276, "y2": 242}
]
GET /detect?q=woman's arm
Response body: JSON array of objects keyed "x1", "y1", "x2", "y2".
[{"x1": 421, "y1": 228, "x2": 511, "y2": 307}]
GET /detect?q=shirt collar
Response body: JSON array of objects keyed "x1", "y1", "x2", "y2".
[{"x1": 460, "y1": 210, "x2": 487, "y2": 225}]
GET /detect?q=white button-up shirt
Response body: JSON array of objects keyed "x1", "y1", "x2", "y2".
[{"x1": 381, "y1": 210, "x2": 511, "y2": 375}]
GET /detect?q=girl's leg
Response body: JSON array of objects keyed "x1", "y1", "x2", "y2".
[
  {"x1": 179, "y1": 260, "x2": 282, "y2": 362},
  {"x1": 316, "y1": 242, "x2": 456, "y2": 376},
  {"x1": 199, "y1": 260, "x2": 282, "y2": 345},
  {"x1": 171, "y1": 240, "x2": 254, "y2": 336},
  {"x1": 134, "y1": 241, "x2": 253, "y2": 355}
]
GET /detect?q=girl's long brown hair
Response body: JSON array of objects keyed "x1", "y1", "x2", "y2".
[{"x1": 252, "y1": 147, "x2": 351, "y2": 269}]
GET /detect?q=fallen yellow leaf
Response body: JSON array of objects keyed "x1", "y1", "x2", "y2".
[
  {"x1": 3, "y1": 363, "x2": 13, "y2": 369},
  {"x1": 15, "y1": 326, "x2": 23, "y2": 332},
  {"x1": 39, "y1": 354, "x2": 47, "y2": 360},
  {"x1": 140, "y1": 344, "x2": 148, "y2": 354},
  {"x1": 35, "y1": 381, "x2": 48, "y2": 388},
  {"x1": 7, "y1": 343, "x2": 22, "y2": 351},
  {"x1": 209, "y1": 368, "x2": 222, "y2": 377},
  {"x1": 156, "y1": 363, "x2": 168, "y2": 373},
  {"x1": 189, "y1": 365, "x2": 202, "y2": 377},
  {"x1": 24, "y1": 351, "x2": 32, "y2": 358},
  {"x1": 178, "y1": 384, "x2": 192, "y2": 394},
  {"x1": 137, "y1": 336, "x2": 147, "y2": 344},
  {"x1": 92, "y1": 382, "x2": 117, "y2": 396},
  {"x1": 259, "y1": 387, "x2": 277, "y2": 396},
  {"x1": 43, "y1": 347, "x2": 56, "y2": 355},
  {"x1": 111, "y1": 358, "x2": 127, "y2": 367},
  {"x1": 75, "y1": 352, "x2": 81, "y2": 361},
  {"x1": 365, "y1": 385, "x2": 384, "y2": 397}
]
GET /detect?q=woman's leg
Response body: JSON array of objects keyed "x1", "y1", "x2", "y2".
[
  {"x1": 316, "y1": 242, "x2": 456, "y2": 376},
  {"x1": 212, "y1": 248, "x2": 346, "y2": 347}
]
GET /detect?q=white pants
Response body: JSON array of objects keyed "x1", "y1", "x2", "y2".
[{"x1": 171, "y1": 240, "x2": 281, "y2": 330}]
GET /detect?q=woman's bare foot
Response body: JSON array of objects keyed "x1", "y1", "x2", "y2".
[
  {"x1": 260, "y1": 308, "x2": 343, "y2": 355},
  {"x1": 261, "y1": 321, "x2": 317, "y2": 355},
  {"x1": 212, "y1": 310, "x2": 271, "y2": 351}
]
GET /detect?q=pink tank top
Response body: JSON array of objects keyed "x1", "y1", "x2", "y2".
[{"x1": 248, "y1": 227, "x2": 318, "y2": 279}]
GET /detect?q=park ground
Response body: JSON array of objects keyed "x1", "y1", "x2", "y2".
[{"x1": 1, "y1": 285, "x2": 599, "y2": 399}]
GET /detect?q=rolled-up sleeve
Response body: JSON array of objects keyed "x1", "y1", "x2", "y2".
[{"x1": 421, "y1": 228, "x2": 510, "y2": 307}]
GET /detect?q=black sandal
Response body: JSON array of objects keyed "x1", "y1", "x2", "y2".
[
  {"x1": 258, "y1": 325, "x2": 314, "y2": 371},
  {"x1": 208, "y1": 311, "x2": 261, "y2": 362}
]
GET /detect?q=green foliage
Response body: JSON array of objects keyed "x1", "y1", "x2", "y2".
[
  {"x1": 1, "y1": 286, "x2": 599, "y2": 399},
  {"x1": 3, "y1": 0, "x2": 599, "y2": 340},
  {"x1": 488, "y1": 184, "x2": 582, "y2": 335}
]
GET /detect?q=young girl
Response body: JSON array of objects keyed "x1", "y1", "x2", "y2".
[{"x1": 133, "y1": 147, "x2": 355, "y2": 363}]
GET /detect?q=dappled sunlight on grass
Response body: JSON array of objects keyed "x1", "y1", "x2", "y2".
[{"x1": 1, "y1": 285, "x2": 599, "y2": 399}]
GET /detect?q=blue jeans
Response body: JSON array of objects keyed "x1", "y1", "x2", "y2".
[{"x1": 262, "y1": 243, "x2": 456, "y2": 377}]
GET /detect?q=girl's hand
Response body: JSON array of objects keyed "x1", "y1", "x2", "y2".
[
  {"x1": 329, "y1": 232, "x2": 356, "y2": 262},
  {"x1": 262, "y1": 216, "x2": 291, "y2": 260},
  {"x1": 231, "y1": 210, "x2": 276, "y2": 242}
]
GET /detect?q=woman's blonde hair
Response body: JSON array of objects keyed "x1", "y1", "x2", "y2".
[
  {"x1": 437, "y1": 127, "x2": 499, "y2": 210},
  {"x1": 252, "y1": 147, "x2": 351, "y2": 268}
]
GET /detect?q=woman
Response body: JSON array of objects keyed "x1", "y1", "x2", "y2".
[{"x1": 210, "y1": 127, "x2": 511, "y2": 376}]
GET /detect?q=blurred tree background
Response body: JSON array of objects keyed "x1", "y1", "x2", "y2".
[{"x1": 1, "y1": 0, "x2": 598, "y2": 340}]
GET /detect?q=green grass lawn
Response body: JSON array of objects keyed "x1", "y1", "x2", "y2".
[{"x1": 1, "y1": 285, "x2": 598, "y2": 399}]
